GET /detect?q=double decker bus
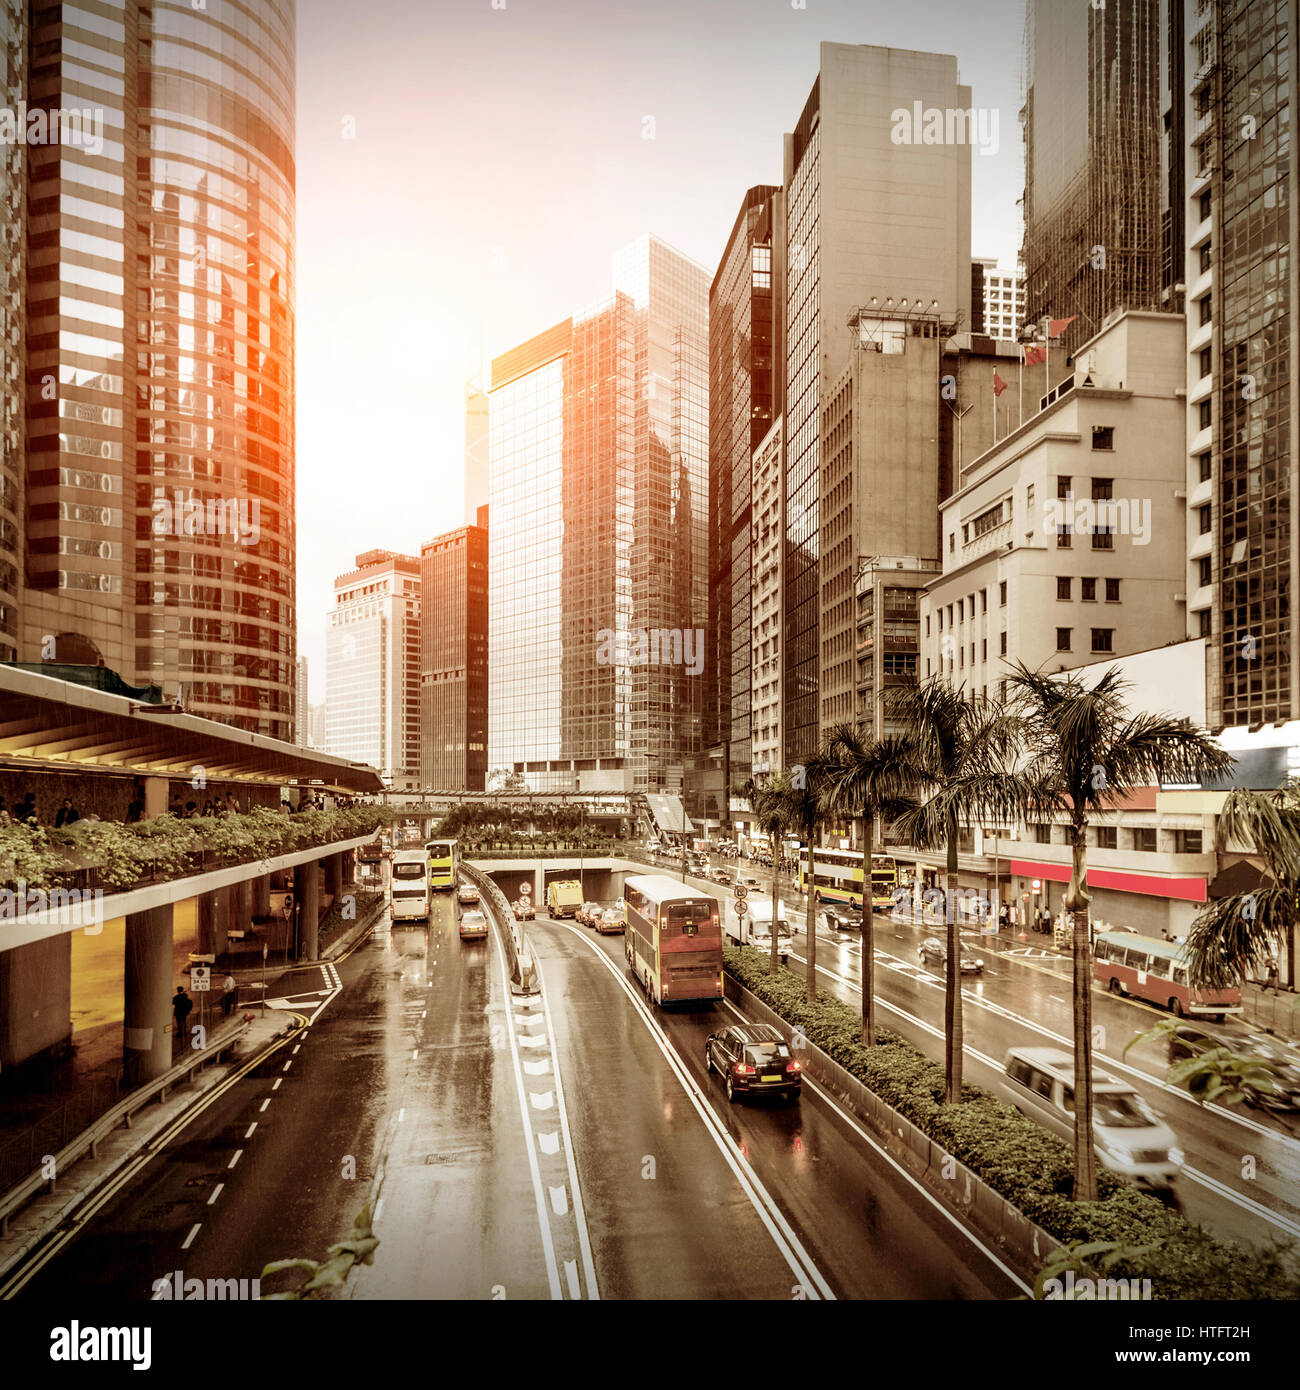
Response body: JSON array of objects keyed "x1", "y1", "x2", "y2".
[
  {"x1": 798, "y1": 847, "x2": 899, "y2": 910},
  {"x1": 390, "y1": 848, "x2": 430, "y2": 922},
  {"x1": 1093, "y1": 930, "x2": 1242, "y2": 1021},
  {"x1": 623, "y1": 874, "x2": 723, "y2": 1006},
  {"x1": 425, "y1": 838, "x2": 458, "y2": 892}
]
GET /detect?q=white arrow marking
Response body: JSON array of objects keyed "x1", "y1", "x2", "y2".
[
  {"x1": 549, "y1": 1185, "x2": 568, "y2": 1215},
  {"x1": 519, "y1": 1034, "x2": 547, "y2": 1048},
  {"x1": 538, "y1": 1131, "x2": 560, "y2": 1155},
  {"x1": 530, "y1": 1091, "x2": 555, "y2": 1110},
  {"x1": 522, "y1": 1059, "x2": 551, "y2": 1075}
]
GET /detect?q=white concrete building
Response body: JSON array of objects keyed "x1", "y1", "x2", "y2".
[{"x1": 750, "y1": 417, "x2": 783, "y2": 775}]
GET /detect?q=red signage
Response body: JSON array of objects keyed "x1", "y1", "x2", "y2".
[{"x1": 1009, "y1": 859, "x2": 1206, "y2": 903}]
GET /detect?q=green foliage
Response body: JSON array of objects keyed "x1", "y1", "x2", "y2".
[
  {"x1": 0, "y1": 821, "x2": 63, "y2": 887},
  {"x1": 725, "y1": 943, "x2": 1300, "y2": 1298},
  {"x1": 1125, "y1": 1018, "x2": 1293, "y2": 1108},
  {"x1": 260, "y1": 1205, "x2": 379, "y2": 1299}
]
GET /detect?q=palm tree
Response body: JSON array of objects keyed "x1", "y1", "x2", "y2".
[
  {"x1": 1187, "y1": 782, "x2": 1300, "y2": 994},
  {"x1": 889, "y1": 678, "x2": 1026, "y2": 1105},
  {"x1": 787, "y1": 752, "x2": 833, "y2": 1004},
  {"x1": 820, "y1": 725, "x2": 916, "y2": 1044},
  {"x1": 744, "y1": 771, "x2": 795, "y2": 976},
  {"x1": 1005, "y1": 661, "x2": 1232, "y2": 1201}
]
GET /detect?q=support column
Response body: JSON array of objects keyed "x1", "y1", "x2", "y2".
[
  {"x1": 143, "y1": 776, "x2": 169, "y2": 821},
  {"x1": 324, "y1": 851, "x2": 343, "y2": 900},
  {"x1": 295, "y1": 860, "x2": 321, "y2": 961},
  {"x1": 124, "y1": 903, "x2": 174, "y2": 1084},
  {"x1": 232, "y1": 878, "x2": 252, "y2": 935},
  {"x1": 252, "y1": 874, "x2": 271, "y2": 919},
  {"x1": 0, "y1": 935, "x2": 72, "y2": 1069},
  {"x1": 197, "y1": 886, "x2": 229, "y2": 958},
  {"x1": 342, "y1": 849, "x2": 356, "y2": 887}
]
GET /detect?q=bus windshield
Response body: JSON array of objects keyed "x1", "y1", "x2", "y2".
[
  {"x1": 665, "y1": 901, "x2": 718, "y2": 936},
  {"x1": 393, "y1": 862, "x2": 425, "y2": 880}
]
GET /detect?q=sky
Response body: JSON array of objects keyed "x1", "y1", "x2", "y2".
[{"x1": 295, "y1": 0, "x2": 1029, "y2": 693}]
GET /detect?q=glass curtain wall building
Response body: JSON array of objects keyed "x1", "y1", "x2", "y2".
[
  {"x1": 18, "y1": 1, "x2": 296, "y2": 739},
  {"x1": 0, "y1": 0, "x2": 23, "y2": 662},
  {"x1": 488, "y1": 236, "x2": 709, "y2": 793}
]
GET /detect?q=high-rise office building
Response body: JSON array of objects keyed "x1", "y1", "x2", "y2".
[
  {"x1": 10, "y1": 1, "x2": 296, "y2": 738},
  {"x1": 708, "y1": 185, "x2": 779, "y2": 801},
  {"x1": 782, "y1": 43, "x2": 972, "y2": 763},
  {"x1": 1177, "y1": 0, "x2": 1295, "y2": 725},
  {"x1": 973, "y1": 259, "x2": 1027, "y2": 342},
  {"x1": 0, "y1": 0, "x2": 24, "y2": 664},
  {"x1": 464, "y1": 375, "x2": 489, "y2": 525},
  {"x1": 1020, "y1": 0, "x2": 1162, "y2": 342},
  {"x1": 488, "y1": 235, "x2": 708, "y2": 793},
  {"x1": 295, "y1": 656, "x2": 309, "y2": 745},
  {"x1": 326, "y1": 551, "x2": 421, "y2": 787},
  {"x1": 420, "y1": 509, "x2": 488, "y2": 791}
]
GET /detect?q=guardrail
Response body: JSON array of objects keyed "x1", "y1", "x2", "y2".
[
  {"x1": 0, "y1": 1018, "x2": 253, "y2": 1235},
  {"x1": 460, "y1": 861, "x2": 537, "y2": 994}
]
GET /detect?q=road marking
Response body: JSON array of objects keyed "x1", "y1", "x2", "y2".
[
  {"x1": 374, "y1": 1197, "x2": 385, "y2": 1223},
  {"x1": 564, "y1": 1260, "x2": 581, "y2": 1298},
  {"x1": 538, "y1": 1131, "x2": 560, "y2": 1155},
  {"x1": 181, "y1": 1224, "x2": 201, "y2": 1250},
  {"x1": 272, "y1": 1078, "x2": 282, "y2": 1091},
  {"x1": 207, "y1": 1183, "x2": 224, "y2": 1206},
  {"x1": 522, "y1": 1058, "x2": 551, "y2": 1075},
  {"x1": 259, "y1": 1098, "x2": 270, "y2": 1112},
  {"x1": 292, "y1": 1044, "x2": 301, "y2": 1054},
  {"x1": 397, "y1": 1108, "x2": 405, "y2": 1122},
  {"x1": 412, "y1": 1049, "x2": 419, "y2": 1059},
  {"x1": 529, "y1": 1091, "x2": 555, "y2": 1110},
  {"x1": 1184, "y1": 1165, "x2": 1300, "y2": 1239},
  {"x1": 244, "y1": 1122, "x2": 257, "y2": 1138},
  {"x1": 518, "y1": 1033, "x2": 547, "y2": 1049},
  {"x1": 549, "y1": 1185, "x2": 568, "y2": 1215},
  {"x1": 282, "y1": 1059, "x2": 292, "y2": 1071},
  {"x1": 228, "y1": 1149, "x2": 243, "y2": 1170}
]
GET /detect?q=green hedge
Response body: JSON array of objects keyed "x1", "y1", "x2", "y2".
[{"x1": 725, "y1": 944, "x2": 1300, "y2": 1299}]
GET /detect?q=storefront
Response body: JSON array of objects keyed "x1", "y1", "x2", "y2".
[{"x1": 1008, "y1": 858, "x2": 1208, "y2": 940}]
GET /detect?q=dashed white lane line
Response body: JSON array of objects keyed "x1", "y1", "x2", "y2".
[
  {"x1": 271, "y1": 1078, "x2": 282, "y2": 1091},
  {"x1": 538, "y1": 1131, "x2": 560, "y2": 1155},
  {"x1": 244, "y1": 1122, "x2": 257, "y2": 1138},
  {"x1": 398, "y1": 1108, "x2": 405, "y2": 1122},
  {"x1": 412, "y1": 1049, "x2": 419, "y2": 1059},
  {"x1": 549, "y1": 1185, "x2": 569, "y2": 1216},
  {"x1": 259, "y1": 1098, "x2": 270, "y2": 1112},
  {"x1": 564, "y1": 1260, "x2": 581, "y2": 1298},
  {"x1": 282, "y1": 1059, "x2": 293, "y2": 1071},
  {"x1": 181, "y1": 1223, "x2": 201, "y2": 1250},
  {"x1": 227, "y1": 1149, "x2": 243, "y2": 1170},
  {"x1": 292, "y1": 1044, "x2": 301, "y2": 1054},
  {"x1": 207, "y1": 1183, "x2": 224, "y2": 1206}
]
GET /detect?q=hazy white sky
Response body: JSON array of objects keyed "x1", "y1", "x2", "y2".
[{"x1": 295, "y1": 0, "x2": 1028, "y2": 689}]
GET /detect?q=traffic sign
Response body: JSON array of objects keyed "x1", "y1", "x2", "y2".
[
  {"x1": 191, "y1": 965, "x2": 211, "y2": 992},
  {"x1": 520, "y1": 881, "x2": 532, "y2": 897},
  {"x1": 282, "y1": 893, "x2": 294, "y2": 912},
  {"x1": 734, "y1": 898, "x2": 748, "y2": 917},
  {"x1": 733, "y1": 881, "x2": 749, "y2": 900}
]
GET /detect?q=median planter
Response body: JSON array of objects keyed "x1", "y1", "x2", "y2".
[{"x1": 724, "y1": 944, "x2": 1300, "y2": 1299}]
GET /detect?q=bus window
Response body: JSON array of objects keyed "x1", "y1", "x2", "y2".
[
  {"x1": 1173, "y1": 963, "x2": 1188, "y2": 986},
  {"x1": 1123, "y1": 947, "x2": 1151, "y2": 972}
]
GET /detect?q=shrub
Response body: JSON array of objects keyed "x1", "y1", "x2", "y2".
[{"x1": 725, "y1": 944, "x2": 1300, "y2": 1299}]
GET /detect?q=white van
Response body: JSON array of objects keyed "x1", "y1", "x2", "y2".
[
  {"x1": 726, "y1": 896, "x2": 794, "y2": 965},
  {"x1": 1000, "y1": 1046, "x2": 1183, "y2": 1191}
]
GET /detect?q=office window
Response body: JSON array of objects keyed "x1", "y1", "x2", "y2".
[
  {"x1": 981, "y1": 638, "x2": 987, "y2": 661},
  {"x1": 1096, "y1": 825, "x2": 1117, "y2": 850},
  {"x1": 1026, "y1": 483, "x2": 1035, "y2": 514},
  {"x1": 1199, "y1": 346, "x2": 1212, "y2": 378},
  {"x1": 1081, "y1": 577, "x2": 1096, "y2": 601},
  {"x1": 1198, "y1": 505, "x2": 1211, "y2": 534},
  {"x1": 1092, "y1": 427, "x2": 1114, "y2": 451},
  {"x1": 1198, "y1": 556, "x2": 1211, "y2": 586},
  {"x1": 1000, "y1": 631, "x2": 1007, "y2": 656},
  {"x1": 980, "y1": 589, "x2": 987, "y2": 612},
  {"x1": 947, "y1": 605, "x2": 954, "y2": 627},
  {"x1": 1199, "y1": 400, "x2": 1212, "y2": 430},
  {"x1": 1199, "y1": 242, "x2": 1212, "y2": 274},
  {"x1": 1198, "y1": 188, "x2": 1212, "y2": 220},
  {"x1": 1198, "y1": 610, "x2": 1212, "y2": 636},
  {"x1": 1057, "y1": 576, "x2": 1071, "y2": 601},
  {"x1": 1091, "y1": 628, "x2": 1113, "y2": 653},
  {"x1": 962, "y1": 524, "x2": 970, "y2": 544},
  {"x1": 1057, "y1": 524, "x2": 1072, "y2": 548},
  {"x1": 949, "y1": 532, "x2": 955, "y2": 552},
  {"x1": 1056, "y1": 627, "x2": 1072, "y2": 651},
  {"x1": 1105, "y1": 578, "x2": 1120, "y2": 601},
  {"x1": 999, "y1": 679, "x2": 1008, "y2": 702},
  {"x1": 1198, "y1": 451, "x2": 1212, "y2": 481},
  {"x1": 1199, "y1": 296, "x2": 1212, "y2": 326},
  {"x1": 999, "y1": 581, "x2": 1007, "y2": 606},
  {"x1": 925, "y1": 614, "x2": 931, "y2": 636},
  {"x1": 1034, "y1": 823, "x2": 1052, "y2": 844},
  {"x1": 958, "y1": 599, "x2": 964, "y2": 622},
  {"x1": 1057, "y1": 475, "x2": 1071, "y2": 499},
  {"x1": 1175, "y1": 829, "x2": 1203, "y2": 854},
  {"x1": 937, "y1": 608, "x2": 944, "y2": 630},
  {"x1": 1132, "y1": 827, "x2": 1157, "y2": 853},
  {"x1": 970, "y1": 643, "x2": 975, "y2": 663}
]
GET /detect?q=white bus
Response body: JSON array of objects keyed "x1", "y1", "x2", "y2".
[{"x1": 390, "y1": 848, "x2": 430, "y2": 922}]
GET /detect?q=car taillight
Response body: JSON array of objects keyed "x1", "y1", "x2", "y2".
[
  {"x1": 786, "y1": 1060, "x2": 801, "y2": 1073},
  {"x1": 734, "y1": 1062, "x2": 755, "y2": 1075}
]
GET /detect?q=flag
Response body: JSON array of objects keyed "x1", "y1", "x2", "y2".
[
  {"x1": 993, "y1": 371, "x2": 1008, "y2": 397},
  {"x1": 1048, "y1": 316, "x2": 1077, "y2": 337},
  {"x1": 1023, "y1": 344, "x2": 1046, "y2": 366}
]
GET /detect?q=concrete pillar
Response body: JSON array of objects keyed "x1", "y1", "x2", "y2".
[
  {"x1": 197, "y1": 886, "x2": 229, "y2": 958},
  {"x1": 295, "y1": 860, "x2": 321, "y2": 961},
  {"x1": 342, "y1": 849, "x2": 356, "y2": 886},
  {"x1": 252, "y1": 874, "x2": 271, "y2": 919},
  {"x1": 0, "y1": 934, "x2": 72, "y2": 1069},
  {"x1": 124, "y1": 904, "x2": 174, "y2": 1083},
  {"x1": 232, "y1": 877, "x2": 252, "y2": 935},
  {"x1": 143, "y1": 776, "x2": 170, "y2": 821},
  {"x1": 324, "y1": 852, "x2": 343, "y2": 900}
]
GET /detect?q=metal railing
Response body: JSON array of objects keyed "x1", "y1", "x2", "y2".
[{"x1": 460, "y1": 861, "x2": 536, "y2": 993}]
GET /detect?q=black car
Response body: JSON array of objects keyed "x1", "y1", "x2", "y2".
[
  {"x1": 821, "y1": 904, "x2": 862, "y2": 932},
  {"x1": 1168, "y1": 1025, "x2": 1300, "y2": 1113},
  {"x1": 706, "y1": 1023, "x2": 802, "y2": 1104},
  {"x1": 918, "y1": 936, "x2": 985, "y2": 974}
]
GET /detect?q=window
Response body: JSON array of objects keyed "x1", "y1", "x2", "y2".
[
  {"x1": 1198, "y1": 451, "x2": 1212, "y2": 481},
  {"x1": 1091, "y1": 628, "x2": 1113, "y2": 653},
  {"x1": 1132, "y1": 827, "x2": 1157, "y2": 853},
  {"x1": 971, "y1": 502, "x2": 1004, "y2": 539},
  {"x1": 999, "y1": 631, "x2": 1007, "y2": 656},
  {"x1": 1105, "y1": 578, "x2": 1120, "y2": 601},
  {"x1": 1081, "y1": 577, "x2": 1096, "y2": 601},
  {"x1": 1199, "y1": 610, "x2": 1212, "y2": 637},
  {"x1": 970, "y1": 643, "x2": 975, "y2": 663},
  {"x1": 1056, "y1": 627, "x2": 1072, "y2": 651},
  {"x1": 981, "y1": 638, "x2": 987, "y2": 661},
  {"x1": 1026, "y1": 483, "x2": 1035, "y2": 514},
  {"x1": 999, "y1": 581, "x2": 1007, "y2": 606},
  {"x1": 1199, "y1": 296, "x2": 1212, "y2": 326},
  {"x1": 1198, "y1": 505, "x2": 1211, "y2": 535},
  {"x1": 980, "y1": 588, "x2": 987, "y2": 612},
  {"x1": 1096, "y1": 825, "x2": 1117, "y2": 849},
  {"x1": 1092, "y1": 529, "x2": 1114, "y2": 551},
  {"x1": 1199, "y1": 400, "x2": 1212, "y2": 430},
  {"x1": 1175, "y1": 829, "x2": 1203, "y2": 854},
  {"x1": 1092, "y1": 426, "x2": 1114, "y2": 451},
  {"x1": 958, "y1": 599, "x2": 964, "y2": 622},
  {"x1": 1198, "y1": 188, "x2": 1211, "y2": 221},
  {"x1": 1057, "y1": 475, "x2": 1072, "y2": 499},
  {"x1": 1199, "y1": 346, "x2": 1212, "y2": 378},
  {"x1": 1057, "y1": 576, "x2": 1071, "y2": 601},
  {"x1": 1199, "y1": 242, "x2": 1212, "y2": 274},
  {"x1": 1198, "y1": 557, "x2": 1211, "y2": 587},
  {"x1": 937, "y1": 608, "x2": 944, "y2": 630},
  {"x1": 925, "y1": 614, "x2": 930, "y2": 636},
  {"x1": 949, "y1": 532, "x2": 955, "y2": 552},
  {"x1": 1034, "y1": 823, "x2": 1052, "y2": 844},
  {"x1": 1057, "y1": 524, "x2": 1072, "y2": 549},
  {"x1": 962, "y1": 523, "x2": 970, "y2": 544}
]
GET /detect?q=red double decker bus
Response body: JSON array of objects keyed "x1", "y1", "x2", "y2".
[
  {"x1": 1093, "y1": 930, "x2": 1242, "y2": 1021},
  {"x1": 623, "y1": 874, "x2": 723, "y2": 1006}
]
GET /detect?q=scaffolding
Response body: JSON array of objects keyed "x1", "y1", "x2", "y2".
[{"x1": 1020, "y1": 0, "x2": 1163, "y2": 343}]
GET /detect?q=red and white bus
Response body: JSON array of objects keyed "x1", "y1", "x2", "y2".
[
  {"x1": 623, "y1": 873, "x2": 723, "y2": 1006},
  {"x1": 1093, "y1": 930, "x2": 1242, "y2": 1021}
]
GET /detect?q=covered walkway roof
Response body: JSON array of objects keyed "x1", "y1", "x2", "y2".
[{"x1": 0, "y1": 665, "x2": 383, "y2": 793}]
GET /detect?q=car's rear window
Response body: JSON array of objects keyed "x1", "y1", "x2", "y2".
[{"x1": 744, "y1": 1042, "x2": 791, "y2": 1065}]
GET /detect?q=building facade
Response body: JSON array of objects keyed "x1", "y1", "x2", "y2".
[
  {"x1": 976, "y1": 260, "x2": 1027, "y2": 341},
  {"x1": 295, "y1": 655, "x2": 308, "y2": 745},
  {"x1": 708, "y1": 185, "x2": 779, "y2": 799},
  {"x1": 487, "y1": 236, "x2": 709, "y2": 794},
  {"x1": 13, "y1": 1, "x2": 297, "y2": 739},
  {"x1": 420, "y1": 511, "x2": 488, "y2": 791},
  {"x1": 326, "y1": 551, "x2": 421, "y2": 787},
  {"x1": 782, "y1": 43, "x2": 972, "y2": 765},
  {"x1": 854, "y1": 555, "x2": 940, "y2": 739},
  {"x1": 0, "y1": 0, "x2": 23, "y2": 664},
  {"x1": 750, "y1": 417, "x2": 783, "y2": 776}
]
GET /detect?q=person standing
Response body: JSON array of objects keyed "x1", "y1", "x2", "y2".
[
  {"x1": 1265, "y1": 955, "x2": 1281, "y2": 996},
  {"x1": 172, "y1": 986, "x2": 193, "y2": 1048},
  {"x1": 54, "y1": 798, "x2": 80, "y2": 828},
  {"x1": 221, "y1": 974, "x2": 237, "y2": 1017}
]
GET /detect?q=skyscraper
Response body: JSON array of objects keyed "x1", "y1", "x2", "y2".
[
  {"x1": 0, "y1": 0, "x2": 24, "y2": 665},
  {"x1": 1020, "y1": 0, "x2": 1163, "y2": 342},
  {"x1": 708, "y1": 185, "x2": 779, "y2": 801},
  {"x1": 13, "y1": 1, "x2": 296, "y2": 738},
  {"x1": 782, "y1": 43, "x2": 973, "y2": 764},
  {"x1": 295, "y1": 656, "x2": 309, "y2": 746},
  {"x1": 488, "y1": 235, "x2": 709, "y2": 793},
  {"x1": 420, "y1": 511, "x2": 488, "y2": 791},
  {"x1": 326, "y1": 551, "x2": 421, "y2": 787}
]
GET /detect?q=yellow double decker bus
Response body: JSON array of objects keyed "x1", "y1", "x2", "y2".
[
  {"x1": 425, "y1": 838, "x2": 458, "y2": 892},
  {"x1": 798, "y1": 847, "x2": 898, "y2": 910}
]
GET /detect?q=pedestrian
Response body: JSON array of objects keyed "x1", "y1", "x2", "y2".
[
  {"x1": 1265, "y1": 955, "x2": 1280, "y2": 996},
  {"x1": 16, "y1": 791, "x2": 37, "y2": 824},
  {"x1": 221, "y1": 974, "x2": 237, "y2": 1017},
  {"x1": 126, "y1": 782, "x2": 145, "y2": 823},
  {"x1": 172, "y1": 986, "x2": 193, "y2": 1046},
  {"x1": 169, "y1": 792, "x2": 183, "y2": 817},
  {"x1": 184, "y1": 800, "x2": 199, "y2": 818},
  {"x1": 54, "y1": 797, "x2": 80, "y2": 828}
]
